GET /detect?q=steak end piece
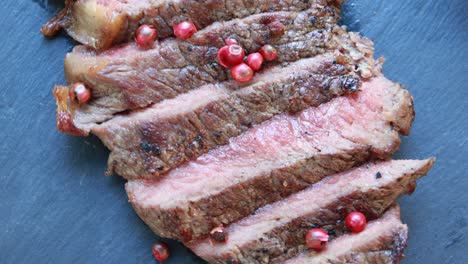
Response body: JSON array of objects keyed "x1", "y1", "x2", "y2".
[
  {"x1": 53, "y1": 85, "x2": 124, "y2": 137},
  {"x1": 125, "y1": 75, "x2": 416, "y2": 242},
  {"x1": 284, "y1": 204, "x2": 408, "y2": 264},
  {"x1": 42, "y1": 0, "x2": 344, "y2": 50},
  {"x1": 188, "y1": 159, "x2": 434, "y2": 263},
  {"x1": 53, "y1": 86, "x2": 87, "y2": 136}
]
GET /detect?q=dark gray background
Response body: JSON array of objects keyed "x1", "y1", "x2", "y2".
[{"x1": 1, "y1": 0, "x2": 467, "y2": 263}]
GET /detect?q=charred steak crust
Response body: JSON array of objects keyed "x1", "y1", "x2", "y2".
[
  {"x1": 126, "y1": 75, "x2": 416, "y2": 242},
  {"x1": 94, "y1": 54, "x2": 361, "y2": 179},
  {"x1": 56, "y1": 7, "x2": 343, "y2": 135},
  {"x1": 284, "y1": 204, "x2": 408, "y2": 264},
  {"x1": 187, "y1": 159, "x2": 434, "y2": 264},
  {"x1": 42, "y1": 0, "x2": 344, "y2": 50},
  {"x1": 57, "y1": 28, "x2": 378, "y2": 180},
  {"x1": 132, "y1": 149, "x2": 373, "y2": 242}
]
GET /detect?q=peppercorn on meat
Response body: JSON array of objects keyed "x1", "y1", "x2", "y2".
[
  {"x1": 188, "y1": 159, "x2": 432, "y2": 263},
  {"x1": 42, "y1": 0, "x2": 344, "y2": 50},
  {"x1": 284, "y1": 204, "x2": 408, "y2": 264},
  {"x1": 91, "y1": 49, "x2": 366, "y2": 179},
  {"x1": 125, "y1": 75, "x2": 415, "y2": 241},
  {"x1": 55, "y1": 7, "x2": 342, "y2": 136}
]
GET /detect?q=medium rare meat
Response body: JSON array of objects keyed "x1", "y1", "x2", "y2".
[
  {"x1": 54, "y1": 7, "x2": 343, "y2": 136},
  {"x1": 42, "y1": 0, "x2": 343, "y2": 50},
  {"x1": 284, "y1": 204, "x2": 408, "y2": 264},
  {"x1": 93, "y1": 53, "x2": 363, "y2": 179},
  {"x1": 189, "y1": 159, "x2": 433, "y2": 264},
  {"x1": 125, "y1": 75, "x2": 415, "y2": 242}
]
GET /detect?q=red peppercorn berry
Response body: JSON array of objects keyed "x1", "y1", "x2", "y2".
[
  {"x1": 345, "y1": 212, "x2": 367, "y2": 233},
  {"x1": 267, "y1": 20, "x2": 286, "y2": 38},
  {"x1": 246, "y1": 52, "x2": 264, "y2": 71},
  {"x1": 231, "y1": 63, "x2": 254, "y2": 83},
  {"x1": 210, "y1": 226, "x2": 228, "y2": 243},
  {"x1": 173, "y1": 21, "x2": 197, "y2": 40},
  {"x1": 217, "y1": 44, "x2": 245, "y2": 68},
  {"x1": 135, "y1": 24, "x2": 158, "y2": 48},
  {"x1": 260, "y1": 45, "x2": 278, "y2": 61},
  {"x1": 69, "y1": 83, "x2": 91, "y2": 104},
  {"x1": 305, "y1": 228, "x2": 329, "y2": 251},
  {"x1": 152, "y1": 242, "x2": 170, "y2": 262}
]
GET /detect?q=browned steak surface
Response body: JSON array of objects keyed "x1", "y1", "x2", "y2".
[
  {"x1": 57, "y1": 28, "x2": 376, "y2": 180},
  {"x1": 284, "y1": 204, "x2": 408, "y2": 264},
  {"x1": 42, "y1": 0, "x2": 343, "y2": 50},
  {"x1": 189, "y1": 159, "x2": 433, "y2": 264},
  {"x1": 125, "y1": 75, "x2": 415, "y2": 242},
  {"x1": 54, "y1": 7, "x2": 343, "y2": 136},
  {"x1": 94, "y1": 51, "x2": 365, "y2": 179}
]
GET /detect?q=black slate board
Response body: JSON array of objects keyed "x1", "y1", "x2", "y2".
[{"x1": 0, "y1": 0, "x2": 467, "y2": 263}]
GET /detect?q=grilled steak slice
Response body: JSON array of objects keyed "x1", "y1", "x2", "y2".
[
  {"x1": 188, "y1": 159, "x2": 434, "y2": 263},
  {"x1": 284, "y1": 204, "x2": 408, "y2": 264},
  {"x1": 54, "y1": 7, "x2": 343, "y2": 136},
  {"x1": 125, "y1": 75, "x2": 415, "y2": 242},
  {"x1": 42, "y1": 0, "x2": 343, "y2": 50},
  {"x1": 56, "y1": 28, "x2": 374, "y2": 140},
  {"x1": 93, "y1": 52, "x2": 365, "y2": 179}
]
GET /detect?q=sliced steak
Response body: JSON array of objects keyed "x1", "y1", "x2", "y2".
[
  {"x1": 284, "y1": 204, "x2": 408, "y2": 264},
  {"x1": 42, "y1": 0, "x2": 343, "y2": 50},
  {"x1": 93, "y1": 51, "x2": 366, "y2": 179},
  {"x1": 188, "y1": 159, "x2": 434, "y2": 263},
  {"x1": 54, "y1": 7, "x2": 344, "y2": 136},
  {"x1": 125, "y1": 75, "x2": 415, "y2": 242}
]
